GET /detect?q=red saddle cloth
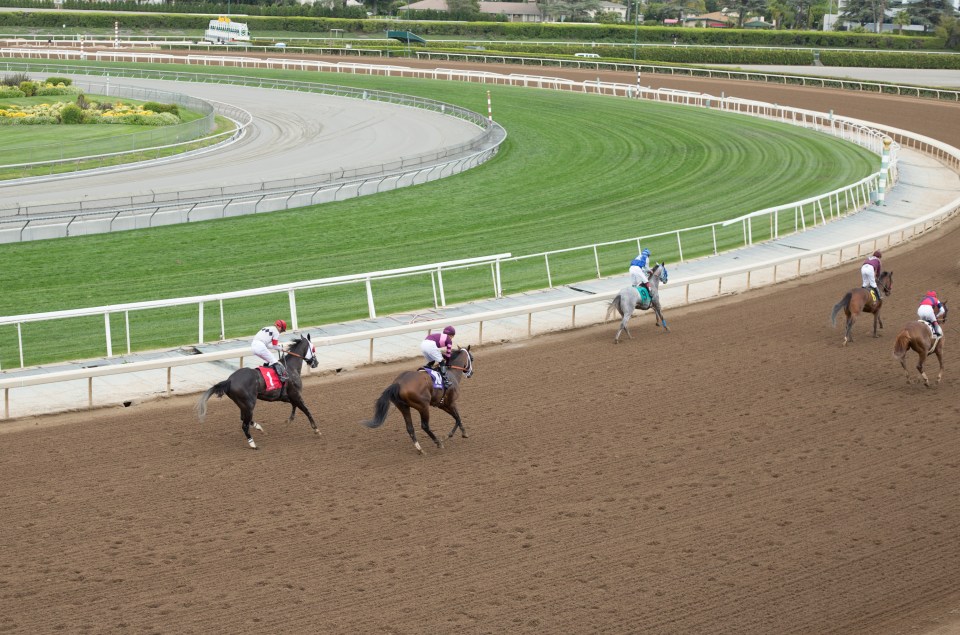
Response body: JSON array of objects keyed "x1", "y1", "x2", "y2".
[{"x1": 257, "y1": 366, "x2": 283, "y2": 392}]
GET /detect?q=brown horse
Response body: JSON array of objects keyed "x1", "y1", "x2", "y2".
[
  {"x1": 363, "y1": 346, "x2": 474, "y2": 455},
  {"x1": 893, "y1": 311, "x2": 947, "y2": 387},
  {"x1": 830, "y1": 270, "x2": 893, "y2": 345}
]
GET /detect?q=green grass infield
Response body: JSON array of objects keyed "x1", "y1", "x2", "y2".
[{"x1": 0, "y1": 61, "x2": 878, "y2": 367}]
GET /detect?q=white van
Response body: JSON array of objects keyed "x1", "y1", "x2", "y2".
[{"x1": 574, "y1": 52, "x2": 600, "y2": 58}]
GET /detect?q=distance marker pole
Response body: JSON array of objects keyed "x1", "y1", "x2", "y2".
[{"x1": 487, "y1": 90, "x2": 493, "y2": 123}]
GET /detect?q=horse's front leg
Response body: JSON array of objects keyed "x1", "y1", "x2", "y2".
[
  {"x1": 934, "y1": 346, "x2": 944, "y2": 385},
  {"x1": 917, "y1": 352, "x2": 930, "y2": 387},
  {"x1": 440, "y1": 402, "x2": 467, "y2": 440},
  {"x1": 654, "y1": 304, "x2": 670, "y2": 333},
  {"x1": 240, "y1": 398, "x2": 259, "y2": 450},
  {"x1": 292, "y1": 395, "x2": 320, "y2": 435}
]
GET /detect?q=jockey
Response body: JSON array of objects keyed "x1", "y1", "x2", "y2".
[
  {"x1": 421, "y1": 326, "x2": 455, "y2": 388},
  {"x1": 860, "y1": 250, "x2": 882, "y2": 303},
  {"x1": 629, "y1": 248, "x2": 652, "y2": 294},
  {"x1": 918, "y1": 291, "x2": 946, "y2": 338},
  {"x1": 252, "y1": 319, "x2": 288, "y2": 384}
]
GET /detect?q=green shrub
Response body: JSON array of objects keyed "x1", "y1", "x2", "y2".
[
  {"x1": 45, "y1": 76, "x2": 72, "y2": 86},
  {"x1": 36, "y1": 85, "x2": 80, "y2": 96},
  {"x1": 0, "y1": 86, "x2": 25, "y2": 97},
  {"x1": 142, "y1": 101, "x2": 180, "y2": 117},
  {"x1": 18, "y1": 81, "x2": 36, "y2": 97},
  {"x1": 59, "y1": 103, "x2": 83, "y2": 124}
]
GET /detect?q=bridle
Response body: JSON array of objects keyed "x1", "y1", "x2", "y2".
[
  {"x1": 879, "y1": 272, "x2": 892, "y2": 296},
  {"x1": 447, "y1": 348, "x2": 474, "y2": 378}
]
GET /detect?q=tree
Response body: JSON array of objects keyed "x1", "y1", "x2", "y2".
[
  {"x1": 726, "y1": 0, "x2": 770, "y2": 27},
  {"x1": 891, "y1": 0, "x2": 955, "y2": 32},
  {"x1": 893, "y1": 7, "x2": 911, "y2": 33},
  {"x1": 935, "y1": 15, "x2": 960, "y2": 48},
  {"x1": 447, "y1": 0, "x2": 480, "y2": 13},
  {"x1": 840, "y1": 0, "x2": 887, "y2": 31}
]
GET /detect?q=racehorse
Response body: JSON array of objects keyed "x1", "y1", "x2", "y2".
[
  {"x1": 605, "y1": 262, "x2": 670, "y2": 344},
  {"x1": 195, "y1": 334, "x2": 320, "y2": 449},
  {"x1": 893, "y1": 305, "x2": 948, "y2": 387},
  {"x1": 363, "y1": 346, "x2": 474, "y2": 455},
  {"x1": 830, "y1": 270, "x2": 893, "y2": 345}
]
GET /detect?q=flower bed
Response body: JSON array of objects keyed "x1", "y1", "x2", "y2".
[{"x1": 0, "y1": 98, "x2": 181, "y2": 126}]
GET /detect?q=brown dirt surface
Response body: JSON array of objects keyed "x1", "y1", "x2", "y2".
[{"x1": 3, "y1": 61, "x2": 960, "y2": 634}]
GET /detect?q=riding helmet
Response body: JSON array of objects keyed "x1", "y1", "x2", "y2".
[
  {"x1": 443, "y1": 326, "x2": 456, "y2": 336},
  {"x1": 873, "y1": 250, "x2": 882, "y2": 258},
  {"x1": 275, "y1": 319, "x2": 288, "y2": 332},
  {"x1": 642, "y1": 248, "x2": 650, "y2": 257}
]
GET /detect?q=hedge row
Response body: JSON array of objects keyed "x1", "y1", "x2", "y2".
[{"x1": 0, "y1": 11, "x2": 947, "y2": 51}]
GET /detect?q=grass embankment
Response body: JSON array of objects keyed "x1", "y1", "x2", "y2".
[{"x1": 0, "y1": 62, "x2": 877, "y2": 366}]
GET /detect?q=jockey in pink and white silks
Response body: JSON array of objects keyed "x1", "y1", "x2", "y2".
[
  {"x1": 252, "y1": 319, "x2": 288, "y2": 383},
  {"x1": 421, "y1": 326, "x2": 456, "y2": 387},
  {"x1": 918, "y1": 291, "x2": 946, "y2": 338},
  {"x1": 629, "y1": 248, "x2": 652, "y2": 294},
  {"x1": 860, "y1": 250, "x2": 882, "y2": 303}
]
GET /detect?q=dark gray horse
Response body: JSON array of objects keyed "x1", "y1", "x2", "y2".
[
  {"x1": 196, "y1": 334, "x2": 320, "y2": 449},
  {"x1": 605, "y1": 263, "x2": 670, "y2": 343}
]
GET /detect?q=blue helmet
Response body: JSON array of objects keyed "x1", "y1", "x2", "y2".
[{"x1": 641, "y1": 248, "x2": 650, "y2": 257}]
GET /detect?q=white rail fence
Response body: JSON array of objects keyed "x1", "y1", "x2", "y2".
[
  {"x1": 0, "y1": 253, "x2": 511, "y2": 369},
  {"x1": 2, "y1": 175, "x2": 959, "y2": 419}
]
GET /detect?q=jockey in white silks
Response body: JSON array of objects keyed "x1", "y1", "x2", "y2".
[
  {"x1": 917, "y1": 291, "x2": 946, "y2": 338},
  {"x1": 252, "y1": 319, "x2": 288, "y2": 383}
]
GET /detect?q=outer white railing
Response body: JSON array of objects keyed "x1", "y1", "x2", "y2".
[
  {"x1": 0, "y1": 253, "x2": 511, "y2": 368},
  {"x1": 2, "y1": 177, "x2": 958, "y2": 418}
]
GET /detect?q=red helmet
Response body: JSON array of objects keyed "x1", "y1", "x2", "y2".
[
  {"x1": 926, "y1": 291, "x2": 938, "y2": 298},
  {"x1": 873, "y1": 250, "x2": 882, "y2": 258},
  {"x1": 442, "y1": 326, "x2": 456, "y2": 336},
  {"x1": 275, "y1": 319, "x2": 287, "y2": 332}
]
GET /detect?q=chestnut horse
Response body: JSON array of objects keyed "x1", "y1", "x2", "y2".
[
  {"x1": 363, "y1": 346, "x2": 474, "y2": 455},
  {"x1": 196, "y1": 334, "x2": 320, "y2": 449},
  {"x1": 893, "y1": 307, "x2": 947, "y2": 387},
  {"x1": 830, "y1": 270, "x2": 893, "y2": 345}
]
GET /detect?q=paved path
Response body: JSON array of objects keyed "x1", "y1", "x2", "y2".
[
  {"x1": 2, "y1": 145, "x2": 957, "y2": 420},
  {"x1": 2, "y1": 76, "x2": 483, "y2": 208}
]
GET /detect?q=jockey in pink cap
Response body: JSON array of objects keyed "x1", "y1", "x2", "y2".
[
  {"x1": 918, "y1": 291, "x2": 946, "y2": 338},
  {"x1": 421, "y1": 326, "x2": 456, "y2": 387},
  {"x1": 860, "y1": 250, "x2": 882, "y2": 304}
]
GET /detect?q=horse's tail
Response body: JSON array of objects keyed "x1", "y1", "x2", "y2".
[
  {"x1": 605, "y1": 295, "x2": 619, "y2": 321},
  {"x1": 363, "y1": 383, "x2": 401, "y2": 429},
  {"x1": 893, "y1": 330, "x2": 911, "y2": 361},
  {"x1": 831, "y1": 292, "x2": 852, "y2": 327},
  {"x1": 195, "y1": 380, "x2": 230, "y2": 422}
]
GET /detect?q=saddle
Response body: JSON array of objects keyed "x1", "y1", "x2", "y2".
[
  {"x1": 919, "y1": 321, "x2": 942, "y2": 354},
  {"x1": 419, "y1": 367, "x2": 444, "y2": 390},
  {"x1": 635, "y1": 285, "x2": 652, "y2": 310}
]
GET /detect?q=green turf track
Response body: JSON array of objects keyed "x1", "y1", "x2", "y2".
[{"x1": 0, "y1": 62, "x2": 878, "y2": 367}]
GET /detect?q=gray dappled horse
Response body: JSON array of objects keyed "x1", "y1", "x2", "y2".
[
  {"x1": 196, "y1": 334, "x2": 320, "y2": 449},
  {"x1": 605, "y1": 263, "x2": 670, "y2": 344}
]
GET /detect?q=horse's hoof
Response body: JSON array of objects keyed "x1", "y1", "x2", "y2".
[
  {"x1": 462, "y1": 432, "x2": 470, "y2": 439},
  {"x1": 313, "y1": 429, "x2": 322, "y2": 436},
  {"x1": 252, "y1": 422, "x2": 265, "y2": 433},
  {"x1": 247, "y1": 439, "x2": 258, "y2": 449}
]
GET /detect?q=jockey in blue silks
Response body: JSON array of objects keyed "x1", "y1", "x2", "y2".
[{"x1": 629, "y1": 248, "x2": 652, "y2": 295}]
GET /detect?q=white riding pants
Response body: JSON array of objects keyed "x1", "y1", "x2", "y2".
[
  {"x1": 917, "y1": 305, "x2": 943, "y2": 336},
  {"x1": 860, "y1": 264, "x2": 877, "y2": 289},
  {"x1": 629, "y1": 265, "x2": 649, "y2": 287},
  {"x1": 251, "y1": 339, "x2": 279, "y2": 366},
  {"x1": 420, "y1": 340, "x2": 444, "y2": 365}
]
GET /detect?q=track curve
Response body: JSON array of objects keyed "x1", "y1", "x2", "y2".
[{"x1": 2, "y1": 61, "x2": 960, "y2": 635}]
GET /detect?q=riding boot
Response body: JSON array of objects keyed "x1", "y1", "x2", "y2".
[
  {"x1": 438, "y1": 362, "x2": 449, "y2": 389},
  {"x1": 871, "y1": 286, "x2": 881, "y2": 304},
  {"x1": 272, "y1": 362, "x2": 288, "y2": 384}
]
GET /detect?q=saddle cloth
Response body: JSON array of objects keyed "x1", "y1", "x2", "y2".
[
  {"x1": 257, "y1": 365, "x2": 283, "y2": 392},
  {"x1": 635, "y1": 285, "x2": 652, "y2": 310},
  {"x1": 419, "y1": 367, "x2": 443, "y2": 389}
]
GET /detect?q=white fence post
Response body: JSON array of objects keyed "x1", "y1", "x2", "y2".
[
  {"x1": 198, "y1": 301, "x2": 204, "y2": 344},
  {"x1": 365, "y1": 278, "x2": 376, "y2": 319},
  {"x1": 104, "y1": 313, "x2": 113, "y2": 358},
  {"x1": 288, "y1": 289, "x2": 298, "y2": 330}
]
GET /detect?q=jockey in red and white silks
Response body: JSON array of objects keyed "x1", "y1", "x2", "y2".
[
  {"x1": 918, "y1": 291, "x2": 946, "y2": 338},
  {"x1": 860, "y1": 250, "x2": 882, "y2": 299},
  {"x1": 252, "y1": 319, "x2": 288, "y2": 382}
]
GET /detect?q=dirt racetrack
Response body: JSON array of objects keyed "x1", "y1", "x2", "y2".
[{"x1": 3, "y1": 63, "x2": 960, "y2": 634}]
